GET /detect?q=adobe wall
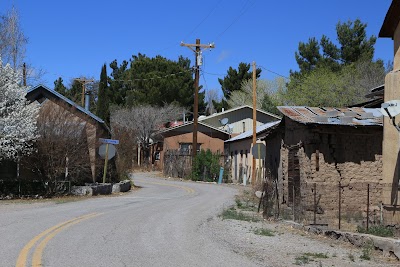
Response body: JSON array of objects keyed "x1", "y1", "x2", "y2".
[
  {"x1": 163, "y1": 132, "x2": 224, "y2": 154},
  {"x1": 277, "y1": 118, "x2": 385, "y2": 229},
  {"x1": 160, "y1": 132, "x2": 225, "y2": 172}
]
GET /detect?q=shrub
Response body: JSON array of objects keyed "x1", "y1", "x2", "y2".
[{"x1": 191, "y1": 149, "x2": 221, "y2": 182}]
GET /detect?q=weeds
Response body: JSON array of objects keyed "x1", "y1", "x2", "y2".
[
  {"x1": 348, "y1": 253, "x2": 355, "y2": 262},
  {"x1": 294, "y1": 252, "x2": 328, "y2": 265},
  {"x1": 357, "y1": 225, "x2": 394, "y2": 237},
  {"x1": 303, "y1": 252, "x2": 328, "y2": 259},
  {"x1": 360, "y1": 243, "x2": 373, "y2": 261},
  {"x1": 294, "y1": 255, "x2": 310, "y2": 265},
  {"x1": 254, "y1": 228, "x2": 275, "y2": 236},
  {"x1": 220, "y1": 207, "x2": 260, "y2": 222}
]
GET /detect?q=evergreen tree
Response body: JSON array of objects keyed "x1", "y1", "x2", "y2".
[
  {"x1": 54, "y1": 77, "x2": 68, "y2": 96},
  {"x1": 109, "y1": 54, "x2": 200, "y2": 112},
  {"x1": 96, "y1": 64, "x2": 109, "y2": 122},
  {"x1": 218, "y1": 62, "x2": 261, "y2": 100},
  {"x1": 287, "y1": 19, "x2": 385, "y2": 107}
]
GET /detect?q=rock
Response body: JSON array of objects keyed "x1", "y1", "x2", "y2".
[
  {"x1": 255, "y1": 191, "x2": 264, "y2": 198},
  {"x1": 71, "y1": 186, "x2": 93, "y2": 196}
]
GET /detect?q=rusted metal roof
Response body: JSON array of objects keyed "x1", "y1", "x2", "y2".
[{"x1": 277, "y1": 106, "x2": 383, "y2": 126}]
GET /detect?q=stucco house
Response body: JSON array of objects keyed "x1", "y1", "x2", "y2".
[
  {"x1": 379, "y1": 0, "x2": 400, "y2": 224},
  {"x1": 225, "y1": 120, "x2": 280, "y2": 184},
  {"x1": 157, "y1": 105, "x2": 280, "y2": 178}
]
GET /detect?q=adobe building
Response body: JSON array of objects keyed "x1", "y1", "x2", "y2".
[
  {"x1": 379, "y1": 0, "x2": 400, "y2": 211},
  {"x1": 263, "y1": 107, "x2": 385, "y2": 228}
]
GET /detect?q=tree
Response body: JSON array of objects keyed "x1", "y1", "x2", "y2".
[
  {"x1": 287, "y1": 19, "x2": 385, "y2": 106},
  {"x1": 109, "y1": 54, "x2": 202, "y2": 113},
  {"x1": 111, "y1": 104, "x2": 184, "y2": 166},
  {"x1": 28, "y1": 103, "x2": 92, "y2": 194},
  {"x1": 227, "y1": 77, "x2": 285, "y2": 113},
  {"x1": 205, "y1": 89, "x2": 221, "y2": 115},
  {"x1": 293, "y1": 19, "x2": 376, "y2": 76},
  {"x1": 0, "y1": 6, "x2": 27, "y2": 71},
  {"x1": 0, "y1": 58, "x2": 38, "y2": 160},
  {"x1": 54, "y1": 77, "x2": 68, "y2": 96},
  {"x1": 108, "y1": 59, "x2": 128, "y2": 106},
  {"x1": 218, "y1": 62, "x2": 261, "y2": 102},
  {"x1": 54, "y1": 77, "x2": 98, "y2": 113},
  {"x1": 96, "y1": 64, "x2": 109, "y2": 122}
]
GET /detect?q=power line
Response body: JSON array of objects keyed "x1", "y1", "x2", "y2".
[
  {"x1": 214, "y1": 0, "x2": 257, "y2": 41},
  {"x1": 183, "y1": 0, "x2": 223, "y2": 41},
  {"x1": 257, "y1": 65, "x2": 291, "y2": 80},
  {"x1": 108, "y1": 69, "x2": 194, "y2": 84}
]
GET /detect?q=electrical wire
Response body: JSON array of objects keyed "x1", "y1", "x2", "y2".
[
  {"x1": 257, "y1": 65, "x2": 291, "y2": 80},
  {"x1": 214, "y1": 0, "x2": 257, "y2": 41},
  {"x1": 183, "y1": 0, "x2": 223, "y2": 41}
]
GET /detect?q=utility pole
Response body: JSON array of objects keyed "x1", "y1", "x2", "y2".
[
  {"x1": 181, "y1": 39, "x2": 215, "y2": 161},
  {"x1": 252, "y1": 61, "x2": 257, "y2": 186},
  {"x1": 75, "y1": 78, "x2": 94, "y2": 107},
  {"x1": 23, "y1": 63, "x2": 27, "y2": 86}
]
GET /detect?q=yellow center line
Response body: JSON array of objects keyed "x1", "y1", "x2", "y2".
[
  {"x1": 140, "y1": 181, "x2": 195, "y2": 194},
  {"x1": 16, "y1": 213, "x2": 101, "y2": 267},
  {"x1": 31, "y1": 213, "x2": 101, "y2": 267}
]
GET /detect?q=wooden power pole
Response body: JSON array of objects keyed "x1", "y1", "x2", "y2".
[
  {"x1": 75, "y1": 78, "x2": 94, "y2": 107},
  {"x1": 252, "y1": 61, "x2": 257, "y2": 185},
  {"x1": 181, "y1": 39, "x2": 215, "y2": 160}
]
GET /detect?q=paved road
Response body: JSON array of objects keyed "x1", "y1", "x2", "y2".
[{"x1": 0, "y1": 172, "x2": 261, "y2": 267}]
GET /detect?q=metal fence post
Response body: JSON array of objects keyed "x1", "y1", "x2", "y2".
[
  {"x1": 367, "y1": 183, "x2": 370, "y2": 231},
  {"x1": 292, "y1": 182, "x2": 295, "y2": 221},
  {"x1": 313, "y1": 183, "x2": 317, "y2": 225},
  {"x1": 338, "y1": 182, "x2": 341, "y2": 230}
]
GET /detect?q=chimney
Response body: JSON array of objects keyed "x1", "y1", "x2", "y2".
[{"x1": 84, "y1": 92, "x2": 90, "y2": 111}]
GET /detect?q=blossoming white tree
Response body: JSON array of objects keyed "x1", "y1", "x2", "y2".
[{"x1": 0, "y1": 58, "x2": 38, "y2": 160}]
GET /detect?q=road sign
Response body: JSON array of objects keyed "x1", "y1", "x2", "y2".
[
  {"x1": 99, "y1": 144, "x2": 116, "y2": 160},
  {"x1": 99, "y1": 138, "x2": 119, "y2": 145},
  {"x1": 252, "y1": 143, "x2": 266, "y2": 159}
]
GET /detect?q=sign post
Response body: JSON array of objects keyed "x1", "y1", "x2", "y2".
[{"x1": 99, "y1": 138, "x2": 119, "y2": 183}]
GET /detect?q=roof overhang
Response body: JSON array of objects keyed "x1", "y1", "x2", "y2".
[
  {"x1": 27, "y1": 84, "x2": 109, "y2": 133},
  {"x1": 379, "y1": 0, "x2": 400, "y2": 38},
  {"x1": 157, "y1": 121, "x2": 230, "y2": 140}
]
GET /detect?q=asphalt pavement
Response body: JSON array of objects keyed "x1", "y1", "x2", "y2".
[{"x1": 0, "y1": 172, "x2": 261, "y2": 267}]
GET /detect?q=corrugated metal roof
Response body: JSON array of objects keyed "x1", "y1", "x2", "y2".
[
  {"x1": 277, "y1": 106, "x2": 383, "y2": 126},
  {"x1": 225, "y1": 120, "x2": 281, "y2": 143}
]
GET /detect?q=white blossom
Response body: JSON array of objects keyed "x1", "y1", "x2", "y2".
[{"x1": 0, "y1": 58, "x2": 39, "y2": 160}]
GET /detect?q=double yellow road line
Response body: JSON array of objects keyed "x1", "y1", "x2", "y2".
[{"x1": 16, "y1": 212, "x2": 101, "y2": 267}]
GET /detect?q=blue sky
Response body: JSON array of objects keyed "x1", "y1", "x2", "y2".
[{"x1": 0, "y1": 0, "x2": 394, "y2": 97}]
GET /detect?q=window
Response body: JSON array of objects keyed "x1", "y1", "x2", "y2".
[
  {"x1": 242, "y1": 121, "x2": 246, "y2": 133},
  {"x1": 179, "y1": 143, "x2": 201, "y2": 153}
]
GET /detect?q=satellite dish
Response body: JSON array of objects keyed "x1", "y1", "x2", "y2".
[
  {"x1": 220, "y1": 118, "x2": 229, "y2": 126},
  {"x1": 381, "y1": 100, "x2": 400, "y2": 117}
]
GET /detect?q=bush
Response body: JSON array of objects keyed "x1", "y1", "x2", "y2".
[{"x1": 191, "y1": 149, "x2": 221, "y2": 182}]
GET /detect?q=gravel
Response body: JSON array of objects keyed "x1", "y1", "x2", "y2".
[{"x1": 200, "y1": 198, "x2": 399, "y2": 266}]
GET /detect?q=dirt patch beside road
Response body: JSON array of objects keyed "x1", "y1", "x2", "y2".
[{"x1": 202, "y1": 190, "x2": 398, "y2": 267}]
